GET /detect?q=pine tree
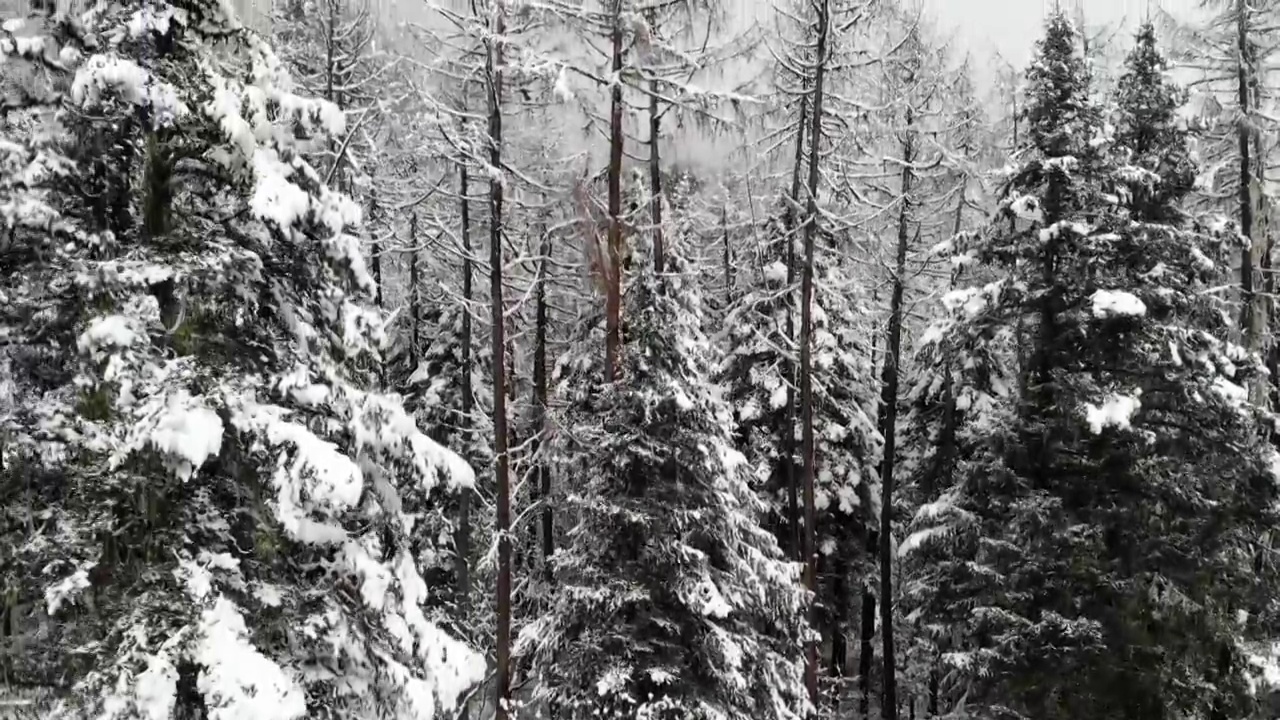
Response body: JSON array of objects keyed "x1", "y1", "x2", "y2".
[
  {"x1": 0, "y1": 2, "x2": 483, "y2": 716},
  {"x1": 717, "y1": 219, "x2": 880, "y2": 695},
  {"x1": 904, "y1": 15, "x2": 1280, "y2": 719},
  {"x1": 1112, "y1": 23, "x2": 1195, "y2": 225},
  {"x1": 519, "y1": 233, "x2": 811, "y2": 720}
]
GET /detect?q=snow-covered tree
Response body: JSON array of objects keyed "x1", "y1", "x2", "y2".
[
  {"x1": 903, "y1": 15, "x2": 1280, "y2": 719},
  {"x1": 520, "y1": 231, "x2": 811, "y2": 720},
  {"x1": 0, "y1": 1, "x2": 483, "y2": 716}
]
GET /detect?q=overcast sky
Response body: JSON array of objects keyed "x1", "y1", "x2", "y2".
[{"x1": 922, "y1": 0, "x2": 1199, "y2": 71}]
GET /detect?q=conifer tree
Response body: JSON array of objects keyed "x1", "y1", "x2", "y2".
[
  {"x1": 519, "y1": 231, "x2": 811, "y2": 720},
  {"x1": 904, "y1": 16, "x2": 1280, "y2": 719},
  {"x1": 0, "y1": 1, "x2": 483, "y2": 716}
]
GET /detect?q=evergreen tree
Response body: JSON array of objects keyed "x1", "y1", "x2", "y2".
[
  {"x1": 717, "y1": 218, "x2": 880, "y2": 699},
  {"x1": 0, "y1": 1, "x2": 482, "y2": 716},
  {"x1": 1112, "y1": 23, "x2": 1195, "y2": 225},
  {"x1": 904, "y1": 16, "x2": 1280, "y2": 719},
  {"x1": 519, "y1": 236, "x2": 811, "y2": 720}
]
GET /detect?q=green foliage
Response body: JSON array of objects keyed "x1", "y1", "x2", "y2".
[{"x1": 902, "y1": 15, "x2": 1280, "y2": 719}]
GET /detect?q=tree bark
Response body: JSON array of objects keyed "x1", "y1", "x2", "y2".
[
  {"x1": 784, "y1": 79, "x2": 809, "y2": 565},
  {"x1": 648, "y1": 19, "x2": 665, "y2": 273},
  {"x1": 722, "y1": 205, "x2": 732, "y2": 307},
  {"x1": 799, "y1": 0, "x2": 831, "y2": 701},
  {"x1": 858, "y1": 548, "x2": 877, "y2": 720},
  {"x1": 489, "y1": 6, "x2": 512, "y2": 716},
  {"x1": 457, "y1": 162, "x2": 473, "y2": 613},
  {"x1": 535, "y1": 224, "x2": 553, "y2": 581},
  {"x1": 1239, "y1": 0, "x2": 1257, "y2": 346},
  {"x1": 779, "y1": 84, "x2": 810, "y2": 563},
  {"x1": 409, "y1": 213, "x2": 421, "y2": 371},
  {"x1": 605, "y1": 0, "x2": 625, "y2": 382},
  {"x1": 879, "y1": 102, "x2": 915, "y2": 720},
  {"x1": 487, "y1": 9, "x2": 512, "y2": 717}
]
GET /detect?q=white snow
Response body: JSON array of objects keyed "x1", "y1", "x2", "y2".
[
  {"x1": 77, "y1": 314, "x2": 138, "y2": 358},
  {"x1": 943, "y1": 282, "x2": 1003, "y2": 319},
  {"x1": 768, "y1": 383, "x2": 788, "y2": 410},
  {"x1": 1091, "y1": 289, "x2": 1147, "y2": 319},
  {"x1": 71, "y1": 55, "x2": 188, "y2": 125},
  {"x1": 147, "y1": 397, "x2": 224, "y2": 480},
  {"x1": 899, "y1": 525, "x2": 952, "y2": 558},
  {"x1": 231, "y1": 402, "x2": 364, "y2": 544},
  {"x1": 1038, "y1": 220, "x2": 1090, "y2": 243},
  {"x1": 45, "y1": 565, "x2": 92, "y2": 615},
  {"x1": 351, "y1": 391, "x2": 477, "y2": 491},
  {"x1": 127, "y1": 6, "x2": 176, "y2": 37},
  {"x1": 1008, "y1": 193, "x2": 1044, "y2": 223},
  {"x1": 340, "y1": 538, "x2": 393, "y2": 612},
  {"x1": 1266, "y1": 450, "x2": 1280, "y2": 486},
  {"x1": 194, "y1": 597, "x2": 307, "y2": 720},
  {"x1": 1084, "y1": 390, "x2": 1143, "y2": 434},
  {"x1": 135, "y1": 653, "x2": 179, "y2": 720},
  {"x1": 690, "y1": 578, "x2": 732, "y2": 618},
  {"x1": 554, "y1": 65, "x2": 574, "y2": 101},
  {"x1": 764, "y1": 260, "x2": 788, "y2": 283},
  {"x1": 250, "y1": 150, "x2": 313, "y2": 230},
  {"x1": 1213, "y1": 376, "x2": 1249, "y2": 409},
  {"x1": 254, "y1": 583, "x2": 283, "y2": 608},
  {"x1": 1190, "y1": 246, "x2": 1215, "y2": 272}
]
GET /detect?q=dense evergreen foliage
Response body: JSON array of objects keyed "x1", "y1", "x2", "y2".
[
  {"x1": 6, "y1": 2, "x2": 1280, "y2": 719},
  {"x1": 905, "y1": 16, "x2": 1280, "y2": 720}
]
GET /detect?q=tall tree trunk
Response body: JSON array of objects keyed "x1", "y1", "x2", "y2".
[
  {"x1": 722, "y1": 205, "x2": 732, "y2": 307},
  {"x1": 648, "y1": 19, "x2": 665, "y2": 273},
  {"x1": 369, "y1": 191, "x2": 385, "y2": 385},
  {"x1": 324, "y1": 0, "x2": 342, "y2": 190},
  {"x1": 1011, "y1": 91, "x2": 1018, "y2": 150},
  {"x1": 457, "y1": 162, "x2": 473, "y2": 612},
  {"x1": 1251, "y1": 128, "x2": 1270, "y2": 404},
  {"x1": 799, "y1": 0, "x2": 831, "y2": 701},
  {"x1": 489, "y1": 8, "x2": 512, "y2": 717},
  {"x1": 879, "y1": 103, "x2": 915, "y2": 720},
  {"x1": 830, "y1": 564, "x2": 848, "y2": 712},
  {"x1": 605, "y1": 0, "x2": 625, "y2": 382},
  {"x1": 1239, "y1": 0, "x2": 1257, "y2": 346},
  {"x1": 863, "y1": 299, "x2": 885, "y2": 720},
  {"x1": 409, "y1": 213, "x2": 421, "y2": 371},
  {"x1": 535, "y1": 224, "x2": 553, "y2": 581},
  {"x1": 370, "y1": 190, "x2": 383, "y2": 309},
  {"x1": 784, "y1": 86, "x2": 809, "y2": 564},
  {"x1": 858, "y1": 547, "x2": 877, "y2": 720}
]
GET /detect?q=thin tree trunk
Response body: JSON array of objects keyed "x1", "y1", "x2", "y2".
[
  {"x1": 799, "y1": 0, "x2": 831, "y2": 701},
  {"x1": 879, "y1": 103, "x2": 915, "y2": 720},
  {"x1": 1251, "y1": 128, "x2": 1269, "y2": 404},
  {"x1": 858, "y1": 548, "x2": 877, "y2": 720},
  {"x1": 325, "y1": 0, "x2": 341, "y2": 190},
  {"x1": 409, "y1": 213, "x2": 421, "y2": 371},
  {"x1": 457, "y1": 162, "x2": 473, "y2": 613},
  {"x1": 722, "y1": 205, "x2": 732, "y2": 307},
  {"x1": 648, "y1": 20, "x2": 665, "y2": 273},
  {"x1": 1239, "y1": 0, "x2": 1257, "y2": 344},
  {"x1": 489, "y1": 7, "x2": 512, "y2": 716},
  {"x1": 1011, "y1": 92, "x2": 1018, "y2": 150},
  {"x1": 605, "y1": 0, "x2": 625, "y2": 382},
  {"x1": 535, "y1": 224, "x2": 553, "y2": 581},
  {"x1": 784, "y1": 86, "x2": 809, "y2": 565},
  {"x1": 831, "y1": 564, "x2": 848, "y2": 712},
  {"x1": 371, "y1": 191, "x2": 383, "y2": 309}
]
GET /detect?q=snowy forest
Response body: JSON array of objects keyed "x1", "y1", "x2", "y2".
[{"x1": 8, "y1": 0, "x2": 1280, "y2": 717}]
